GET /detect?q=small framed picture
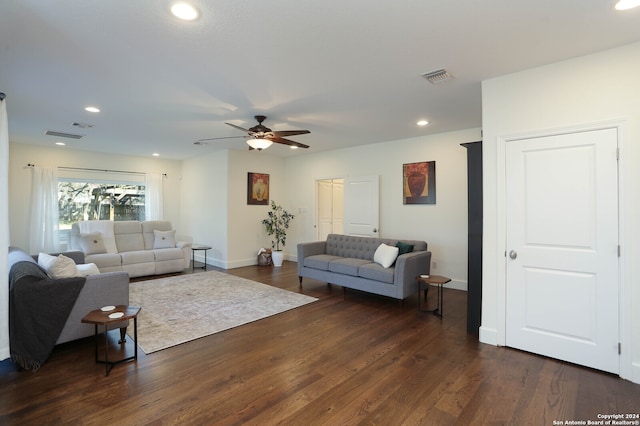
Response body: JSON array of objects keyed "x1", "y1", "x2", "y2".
[
  {"x1": 403, "y1": 161, "x2": 436, "y2": 204},
  {"x1": 247, "y1": 172, "x2": 269, "y2": 205}
]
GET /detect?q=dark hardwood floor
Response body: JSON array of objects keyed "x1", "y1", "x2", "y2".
[{"x1": 1, "y1": 262, "x2": 639, "y2": 425}]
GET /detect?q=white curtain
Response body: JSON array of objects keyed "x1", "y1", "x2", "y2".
[
  {"x1": 28, "y1": 166, "x2": 59, "y2": 254},
  {"x1": 145, "y1": 173, "x2": 164, "y2": 220},
  {"x1": 1, "y1": 96, "x2": 10, "y2": 360}
]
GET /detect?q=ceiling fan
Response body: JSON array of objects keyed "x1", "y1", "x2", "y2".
[{"x1": 197, "y1": 115, "x2": 310, "y2": 150}]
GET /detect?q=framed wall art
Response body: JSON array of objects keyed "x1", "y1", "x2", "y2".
[
  {"x1": 403, "y1": 161, "x2": 436, "y2": 204},
  {"x1": 247, "y1": 172, "x2": 269, "y2": 205}
]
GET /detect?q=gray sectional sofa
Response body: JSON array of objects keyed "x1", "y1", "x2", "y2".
[
  {"x1": 297, "y1": 234, "x2": 431, "y2": 300},
  {"x1": 8, "y1": 246, "x2": 129, "y2": 370},
  {"x1": 69, "y1": 220, "x2": 191, "y2": 278}
]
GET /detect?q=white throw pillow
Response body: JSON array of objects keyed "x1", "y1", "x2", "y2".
[
  {"x1": 76, "y1": 263, "x2": 101, "y2": 277},
  {"x1": 38, "y1": 253, "x2": 82, "y2": 278},
  {"x1": 78, "y1": 232, "x2": 107, "y2": 255},
  {"x1": 373, "y1": 243, "x2": 399, "y2": 268},
  {"x1": 37, "y1": 252, "x2": 58, "y2": 273},
  {"x1": 153, "y1": 229, "x2": 176, "y2": 249}
]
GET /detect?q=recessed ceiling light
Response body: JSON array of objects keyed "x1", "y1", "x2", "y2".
[
  {"x1": 615, "y1": 0, "x2": 640, "y2": 10},
  {"x1": 171, "y1": 2, "x2": 199, "y2": 20},
  {"x1": 85, "y1": 106, "x2": 100, "y2": 113},
  {"x1": 417, "y1": 120, "x2": 429, "y2": 126},
  {"x1": 152, "y1": 153, "x2": 160, "y2": 157},
  {"x1": 55, "y1": 142, "x2": 66, "y2": 146},
  {"x1": 290, "y1": 146, "x2": 298, "y2": 149}
]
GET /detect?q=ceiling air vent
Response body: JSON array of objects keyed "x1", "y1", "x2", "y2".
[
  {"x1": 45, "y1": 130, "x2": 84, "y2": 139},
  {"x1": 71, "y1": 122, "x2": 95, "y2": 129},
  {"x1": 422, "y1": 69, "x2": 454, "y2": 84}
]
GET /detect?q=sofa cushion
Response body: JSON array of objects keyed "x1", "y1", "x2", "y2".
[
  {"x1": 37, "y1": 253, "x2": 81, "y2": 279},
  {"x1": 304, "y1": 254, "x2": 343, "y2": 271},
  {"x1": 77, "y1": 220, "x2": 117, "y2": 254},
  {"x1": 78, "y1": 232, "x2": 107, "y2": 255},
  {"x1": 142, "y1": 220, "x2": 174, "y2": 250},
  {"x1": 121, "y1": 250, "x2": 155, "y2": 265},
  {"x1": 373, "y1": 243, "x2": 399, "y2": 268},
  {"x1": 85, "y1": 253, "x2": 122, "y2": 270},
  {"x1": 358, "y1": 262, "x2": 395, "y2": 284},
  {"x1": 153, "y1": 247, "x2": 184, "y2": 261},
  {"x1": 76, "y1": 263, "x2": 101, "y2": 277},
  {"x1": 153, "y1": 229, "x2": 176, "y2": 249},
  {"x1": 328, "y1": 258, "x2": 371, "y2": 277},
  {"x1": 326, "y1": 234, "x2": 382, "y2": 260},
  {"x1": 114, "y1": 221, "x2": 145, "y2": 253}
]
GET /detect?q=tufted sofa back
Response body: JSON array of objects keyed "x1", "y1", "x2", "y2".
[{"x1": 325, "y1": 234, "x2": 427, "y2": 260}]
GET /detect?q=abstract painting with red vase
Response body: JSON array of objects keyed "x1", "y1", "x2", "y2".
[{"x1": 403, "y1": 161, "x2": 436, "y2": 204}]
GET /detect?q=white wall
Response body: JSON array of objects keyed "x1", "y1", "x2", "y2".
[
  {"x1": 481, "y1": 41, "x2": 640, "y2": 383},
  {"x1": 8, "y1": 143, "x2": 185, "y2": 251},
  {"x1": 179, "y1": 150, "x2": 229, "y2": 265},
  {"x1": 285, "y1": 128, "x2": 481, "y2": 289},
  {"x1": 180, "y1": 148, "x2": 285, "y2": 269}
]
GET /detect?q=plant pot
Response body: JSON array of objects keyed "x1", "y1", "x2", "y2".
[{"x1": 272, "y1": 250, "x2": 284, "y2": 267}]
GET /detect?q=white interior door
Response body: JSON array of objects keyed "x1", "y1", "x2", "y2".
[
  {"x1": 317, "y1": 180, "x2": 333, "y2": 240},
  {"x1": 344, "y1": 175, "x2": 379, "y2": 237},
  {"x1": 505, "y1": 128, "x2": 619, "y2": 374},
  {"x1": 316, "y1": 179, "x2": 344, "y2": 240},
  {"x1": 332, "y1": 180, "x2": 344, "y2": 235}
]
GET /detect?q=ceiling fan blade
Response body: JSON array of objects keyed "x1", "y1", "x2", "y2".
[
  {"x1": 225, "y1": 122, "x2": 252, "y2": 133},
  {"x1": 271, "y1": 136, "x2": 310, "y2": 149},
  {"x1": 272, "y1": 129, "x2": 310, "y2": 137},
  {"x1": 197, "y1": 135, "x2": 247, "y2": 142}
]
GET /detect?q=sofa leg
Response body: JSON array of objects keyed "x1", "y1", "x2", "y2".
[
  {"x1": 119, "y1": 327, "x2": 127, "y2": 344},
  {"x1": 298, "y1": 276, "x2": 303, "y2": 287}
]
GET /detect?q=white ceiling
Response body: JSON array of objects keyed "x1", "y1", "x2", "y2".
[{"x1": 2, "y1": 1, "x2": 640, "y2": 160}]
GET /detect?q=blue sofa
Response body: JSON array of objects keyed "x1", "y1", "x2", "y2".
[{"x1": 297, "y1": 234, "x2": 431, "y2": 300}]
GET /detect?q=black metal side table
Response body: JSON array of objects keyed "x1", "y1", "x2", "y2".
[
  {"x1": 417, "y1": 275, "x2": 451, "y2": 318},
  {"x1": 191, "y1": 244, "x2": 212, "y2": 271}
]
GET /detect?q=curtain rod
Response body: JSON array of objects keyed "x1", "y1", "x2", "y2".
[{"x1": 26, "y1": 164, "x2": 167, "y2": 177}]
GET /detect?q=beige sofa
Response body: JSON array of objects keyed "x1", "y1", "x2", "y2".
[{"x1": 69, "y1": 220, "x2": 191, "y2": 278}]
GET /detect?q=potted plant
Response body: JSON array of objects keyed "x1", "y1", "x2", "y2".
[{"x1": 262, "y1": 200, "x2": 295, "y2": 267}]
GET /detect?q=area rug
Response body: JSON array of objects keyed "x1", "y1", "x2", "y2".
[{"x1": 127, "y1": 271, "x2": 317, "y2": 354}]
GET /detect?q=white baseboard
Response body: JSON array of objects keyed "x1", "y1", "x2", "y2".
[
  {"x1": 479, "y1": 326, "x2": 498, "y2": 346},
  {"x1": 630, "y1": 361, "x2": 640, "y2": 385}
]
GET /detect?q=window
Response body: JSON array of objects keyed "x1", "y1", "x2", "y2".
[{"x1": 58, "y1": 180, "x2": 146, "y2": 247}]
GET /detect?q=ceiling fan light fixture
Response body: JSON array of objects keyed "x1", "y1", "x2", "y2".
[
  {"x1": 247, "y1": 138, "x2": 273, "y2": 151},
  {"x1": 615, "y1": 0, "x2": 640, "y2": 9},
  {"x1": 171, "y1": 2, "x2": 199, "y2": 20}
]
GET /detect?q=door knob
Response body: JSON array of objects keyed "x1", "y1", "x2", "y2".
[{"x1": 509, "y1": 250, "x2": 517, "y2": 259}]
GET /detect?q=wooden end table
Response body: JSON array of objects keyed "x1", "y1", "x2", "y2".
[
  {"x1": 81, "y1": 305, "x2": 141, "y2": 376},
  {"x1": 417, "y1": 275, "x2": 451, "y2": 318}
]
